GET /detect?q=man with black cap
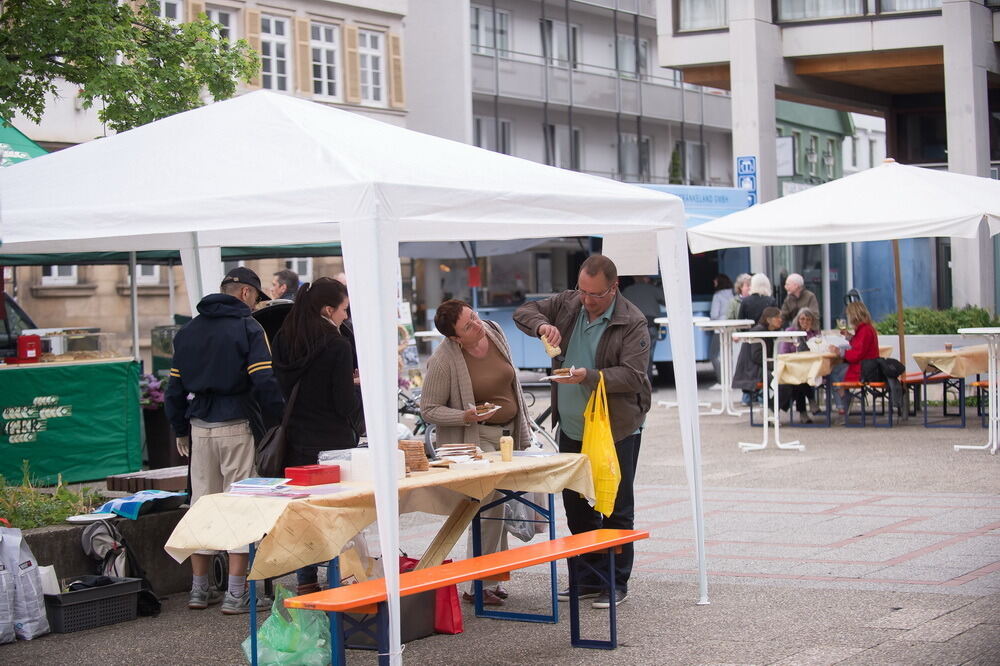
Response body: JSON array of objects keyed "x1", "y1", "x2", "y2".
[{"x1": 165, "y1": 267, "x2": 285, "y2": 615}]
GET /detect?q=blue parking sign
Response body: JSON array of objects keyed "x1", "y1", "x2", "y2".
[{"x1": 736, "y1": 156, "x2": 756, "y2": 175}]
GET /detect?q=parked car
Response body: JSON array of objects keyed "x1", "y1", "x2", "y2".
[{"x1": 1, "y1": 294, "x2": 38, "y2": 358}]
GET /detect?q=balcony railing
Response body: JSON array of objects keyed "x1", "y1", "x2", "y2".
[
  {"x1": 773, "y1": 0, "x2": 943, "y2": 23},
  {"x1": 471, "y1": 48, "x2": 731, "y2": 125}
]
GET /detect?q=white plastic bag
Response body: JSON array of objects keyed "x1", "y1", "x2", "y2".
[
  {"x1": 503, "y1": 493, "x2": 548, "y2": 543},
  {"x1": 0, "y1": 556, "x2": 14, "y2": 644},
  {"x1": 0, "y1": 527, "x2": 50, "y2": 640}
]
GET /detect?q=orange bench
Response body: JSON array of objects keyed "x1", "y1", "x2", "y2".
[
  {"x1": 900, "y1": 371, "x2": 967, "y2": 427},
  {"x1": 285, "y1": 529, "x2": 649, "y2": 665},
  {"x1": 832, "y1": 381, "x2": 893, "y2": 427}
]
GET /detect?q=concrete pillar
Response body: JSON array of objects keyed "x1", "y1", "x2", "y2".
[
  {"x1": 728, "y1": 0, "x2": 779, "y2": 274},
  {"x1": 943, "y1": 0, "x2": 995, "y2": 309}
]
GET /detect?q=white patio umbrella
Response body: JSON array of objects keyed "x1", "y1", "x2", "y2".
[
  {"x1": 0, "y1": 91, "x2": 709, "y2": 663},
  {"x1": 687, "y1": 160, "x2": 1000, "y2": 360}
]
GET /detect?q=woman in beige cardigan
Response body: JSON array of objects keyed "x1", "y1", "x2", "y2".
[{"x1": 420, "y1": 299, "x2": 532, "y2": 606}]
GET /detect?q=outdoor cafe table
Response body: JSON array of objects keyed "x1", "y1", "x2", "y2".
[
  {"x1": 774, "y1": 345, "x2": 894, "y2": 387},
  {"x1": 732, "y1": 330, "x2": 806, "y2": 453},
  {"x1": 694, "y1": 319, "x2": 754, "y2": 416},
  {"x1": 951, "y1": 331, "x2": 999, "y2": 454},
  {"x1": 653, "y1": 315, "x2": 710, "y2": 411},
  {"x1": 164, "y1": 452, "x2": 594, "y2": 580},
  {"x1": 912, "y1": 343, "x2": 988, "y2": 379}
]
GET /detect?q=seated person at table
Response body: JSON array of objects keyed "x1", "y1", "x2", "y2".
[
  {"x1": 420, "y1": 299, "x2": 532, "y2": 606},
  {"x1": 777, "y1": 308, "x2": 822, "y2": 423},
  {"x1": 828, "y1": 301, "x2": 880, "y2": 419},
  {"x1": 732, "y1": 307, "x2": 783, "y2": 404}
]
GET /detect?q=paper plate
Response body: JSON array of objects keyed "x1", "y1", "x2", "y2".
[{"x1": 65, "y1": 512, "x2": 117, "y2": 524}]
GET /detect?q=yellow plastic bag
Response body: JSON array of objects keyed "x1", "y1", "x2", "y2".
[{"x1": 580, "y1": 371, "x2": 620, "y2": 517}]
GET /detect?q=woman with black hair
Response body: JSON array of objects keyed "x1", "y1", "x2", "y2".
[{"x1": 272, "y1": 277, "x2": 360, "y2": 594}]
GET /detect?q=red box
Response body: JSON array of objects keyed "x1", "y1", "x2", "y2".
[{"x1": 284, "y1": 464, "x2": 340, "y2": 486}]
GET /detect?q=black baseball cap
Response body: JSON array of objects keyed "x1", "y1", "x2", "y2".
[{"x1": 221, "y1": 267, "x2": 270, "y2": 303}]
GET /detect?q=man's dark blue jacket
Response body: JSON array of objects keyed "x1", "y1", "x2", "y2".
[{"x1": 164, "y1": 293, "x2": 284, "y2": 439}]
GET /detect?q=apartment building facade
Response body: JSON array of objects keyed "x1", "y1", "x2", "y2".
[{"x1": 655, "y1": 0, "x2": 1000, "y2": 312}]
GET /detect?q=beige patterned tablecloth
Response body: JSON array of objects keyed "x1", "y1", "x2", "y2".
[
  {"x1": 165, "y1": 452, "x2": 593, "y2": 579},
  {"x1": 774, "y1": 352, "x2": 839, "y2": 386},
  {"x1": 913, "y1": 344, "x2": 988, "y2": 378}
]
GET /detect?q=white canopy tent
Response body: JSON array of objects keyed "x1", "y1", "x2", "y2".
[
  {"x1": 0, "y1": 91, "x2": 708, "y2": 662},
  {"x1": 687, "y1": 160, "x2": 1000, "y2": 359}
]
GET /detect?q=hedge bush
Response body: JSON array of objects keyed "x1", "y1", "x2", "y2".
[{"x1": 875, "y1": 306, "x2": 999, "y2": 335}]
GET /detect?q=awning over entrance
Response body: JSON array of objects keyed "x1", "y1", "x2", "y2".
[{"x1": 0, "y1": 121, "x2": 47, "y2": 167}]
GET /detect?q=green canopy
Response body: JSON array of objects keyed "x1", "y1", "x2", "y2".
[
  {"x1": 0, "y1": 121, "x2": 47, "y2": 167},
  {"x1": 0, "y1": 243, "x2": 342, "y2": 266}
]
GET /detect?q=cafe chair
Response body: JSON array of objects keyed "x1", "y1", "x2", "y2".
[{"x1": 833, "y1": 381, "x2": 894, "y2": 428}]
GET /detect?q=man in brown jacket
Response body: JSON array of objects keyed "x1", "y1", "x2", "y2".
[{"x1": 514, "y1": 255, "x2": 651, "y2": 609}]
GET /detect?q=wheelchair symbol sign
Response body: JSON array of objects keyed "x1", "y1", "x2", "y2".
[{"x1": 736, "y1": 156, "x2": 756, "y2": 175}]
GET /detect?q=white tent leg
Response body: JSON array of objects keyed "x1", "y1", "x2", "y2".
[
  {"x1": 179, "y1": 236, "x2": 223, "y2": 315},
  {"x1": 656, "y1": 229, "x2": 709, "y2": 605},
  {"x1": 341, "y1": 214, "x2": 403, "y2": 665},
  {"x1": 128, "y1": 251, "x2": 140, "y2": 363}
]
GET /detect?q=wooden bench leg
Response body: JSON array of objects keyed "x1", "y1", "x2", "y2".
[
  {"x1": 416, "y1": 498, "x2": 480, "y2": 570},
  {"x1": 568, "y1": 551, "x2": 618, "y2": 650}
]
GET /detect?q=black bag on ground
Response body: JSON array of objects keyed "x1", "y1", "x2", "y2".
[
  {"x1": 81, "y1": 520, "x2": 161, "y2": 617},
  {"x1": 256, "y1": 382, "x2": 300, "y2": 477}
]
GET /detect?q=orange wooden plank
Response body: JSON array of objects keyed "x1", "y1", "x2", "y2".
[{"x1": 286, "y1": 529, "x2": 648, "y2": 612}]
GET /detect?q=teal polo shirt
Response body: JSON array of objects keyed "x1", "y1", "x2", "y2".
[{"x1": 558, "y1": 299, "x2": 616, "y2": 440}]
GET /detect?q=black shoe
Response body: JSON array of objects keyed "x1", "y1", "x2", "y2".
[
  {"x1": 592, "y1": 589, "x2": 628, "y2": 609},
  {"x1": 557, "y1": 586, "x2": 602, "y2": 602}
]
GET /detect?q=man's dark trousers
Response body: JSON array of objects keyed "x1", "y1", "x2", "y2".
[{"x1": 559, "y1": 430, "x2": 640, "y2": 592}]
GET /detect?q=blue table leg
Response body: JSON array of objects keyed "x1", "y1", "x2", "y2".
[{"x1": 326, "y1": 557, "x2": 344, "y2": 666}]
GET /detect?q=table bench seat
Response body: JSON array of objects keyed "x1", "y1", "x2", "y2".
[{"x1": 285, "y1": 529, "x2": 648, "y2": 664}]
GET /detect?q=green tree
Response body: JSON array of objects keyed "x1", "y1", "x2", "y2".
[
  {"x1": 668, "y1": 147, "x2": 683, "y2": 184},
  {"x1": 0, "y1": 0, "x2": 260, "y2": 132}
]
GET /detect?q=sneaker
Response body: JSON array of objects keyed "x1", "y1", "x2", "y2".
[
  {"x1": 557, "y1": 586, "x2": 603, "y2": 602},
  {"x1": 708, "y1": 383, "x2": 723, "y2": 391},
  {"x1": 221, "y1": 590, "x2": 273, "y2": 615},
  {"x1": 462, "y1": 589, "x2": 504, "y2": 606},
  {"x1": 492, "y1": 584, "x2": 508, "y2": 600},
  {"x1": 188, "y1": 586, "x2": 223, "y2": 610},
  {"x1": 591, "y1": 589, "x2": 628, "y2": 609},
  {"x1": 798, "y1": 411, "x2": 813, "y2": 424}
]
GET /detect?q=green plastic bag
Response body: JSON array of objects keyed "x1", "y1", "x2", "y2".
[{"x1": 242, "y1": 585, "x2": 331, "y2": 665}]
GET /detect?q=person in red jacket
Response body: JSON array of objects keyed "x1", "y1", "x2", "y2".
[{"x1": 828, "y1": 301, "x2": 880, "y2": 416}]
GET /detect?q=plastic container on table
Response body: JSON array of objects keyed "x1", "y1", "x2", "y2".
[{"x1": 284, "y1": 464, "x2": 341, "y2": 486}]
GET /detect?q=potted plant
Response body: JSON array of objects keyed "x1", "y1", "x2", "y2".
[{"x1": 139, "y1": 373, "x2": 183, "y2": 469}]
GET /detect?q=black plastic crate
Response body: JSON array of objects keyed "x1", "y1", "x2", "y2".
[{"x1": 43, "y1": 577, "x2": 141, "y2": 633}]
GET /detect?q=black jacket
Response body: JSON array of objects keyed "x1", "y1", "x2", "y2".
[
  {"x1": 731, "y1": 323, "x2": 773, "y2": 391},
  {"x1": 271, "y1": 326, "x2": 360, "y2": 467},
  {"x1": 737, "y1": 294, "x2": 777, "y2": 325},
  {"x1": 165, "y1": 294, "x2": 284, "y2": 439}
]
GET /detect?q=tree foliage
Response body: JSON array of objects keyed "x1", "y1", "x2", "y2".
[{"x1": 0, "y1": 0, "x2": 260, "y2": 132}]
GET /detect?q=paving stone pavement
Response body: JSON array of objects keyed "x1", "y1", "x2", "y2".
[{"x1": 3, "y1": 370, "x2": 998, "y2": 664}]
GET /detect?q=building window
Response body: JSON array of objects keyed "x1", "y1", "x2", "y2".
[
  {"x1": 616, "y1": 35, "x2": 648, "y2": 79},
  {"x1": 777, "y1": 0, "x2": 864, "y2": 21},
  {"x1": 471, "y1": 5, "x2": 510, "y2": 57},
  {"x1": 540, "y1": 19, "x2": 579, "y2": 69},
  {"x1": 824, "y1": 138, "x2": 836, "y2": 178},
  {"x1": 41, "y1": 265, "x2": 78, "y2": 286},
  {"x1": 126, "y1": 265, "x2": 160, "y2": 286},
  {"x1": 808, "y1": 135, "x2": 819, "y2": 177},
  {"x1": 206, "y1": 7, "x2": 235, "y2": 41},
  {"x1": 880, "y1": 0, "x2": 941, "y2": 12},
  {"x1": 358, "y1": 29, "x2": 385, "y2": 106},
  {"x1": 619, "y1": 133, "x2": 652, "y2": 182},
  {"x1": 869, "y1": 138, "x2": 877, "y2": 169},
  {"x1": 310, "y1": 22, "x2": 340, "y2": 99},
  {"x1": 260, "y1": 15, "x2": 290, "y2": 92},
  {"x1": 158, "y1": 0, "x2": 182, "y2": 21},
  {"x1": 851, "y1": 136, "x2": 859, "y2": 167},
  {"x1": 474, "y1": 117, "x2": 512, "y2": 155},
  {"x1": 285, "y1": 258, "x2": 313, "y2": 283},
  {"x1": 678, "y1": 0, "x2": 727, "y2": 31},
  {"x1": 222, "y1": 259, "x2": 245, "y2": 275},
  {"x1": 677, "y1": 141, "x2": 705, "y2": 185},
  {"x1": 791, "y1": 131, "x2": 802, "y2": 175},
  {"x1": 544, "y1": 124, "x2": 581, "y2": 170}
]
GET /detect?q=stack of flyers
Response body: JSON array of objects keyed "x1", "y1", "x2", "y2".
[{"x1": 227, "y1": 477, "x2": 310, "y2": 498}]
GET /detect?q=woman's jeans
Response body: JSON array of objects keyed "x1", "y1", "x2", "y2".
[{"x1": 829, "y1": 363, "x2": 853, "y2": 411}]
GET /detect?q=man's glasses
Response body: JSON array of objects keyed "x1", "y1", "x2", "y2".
[{"x1": 575, "y1": 283, "x2": 616, "y2": 299}]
